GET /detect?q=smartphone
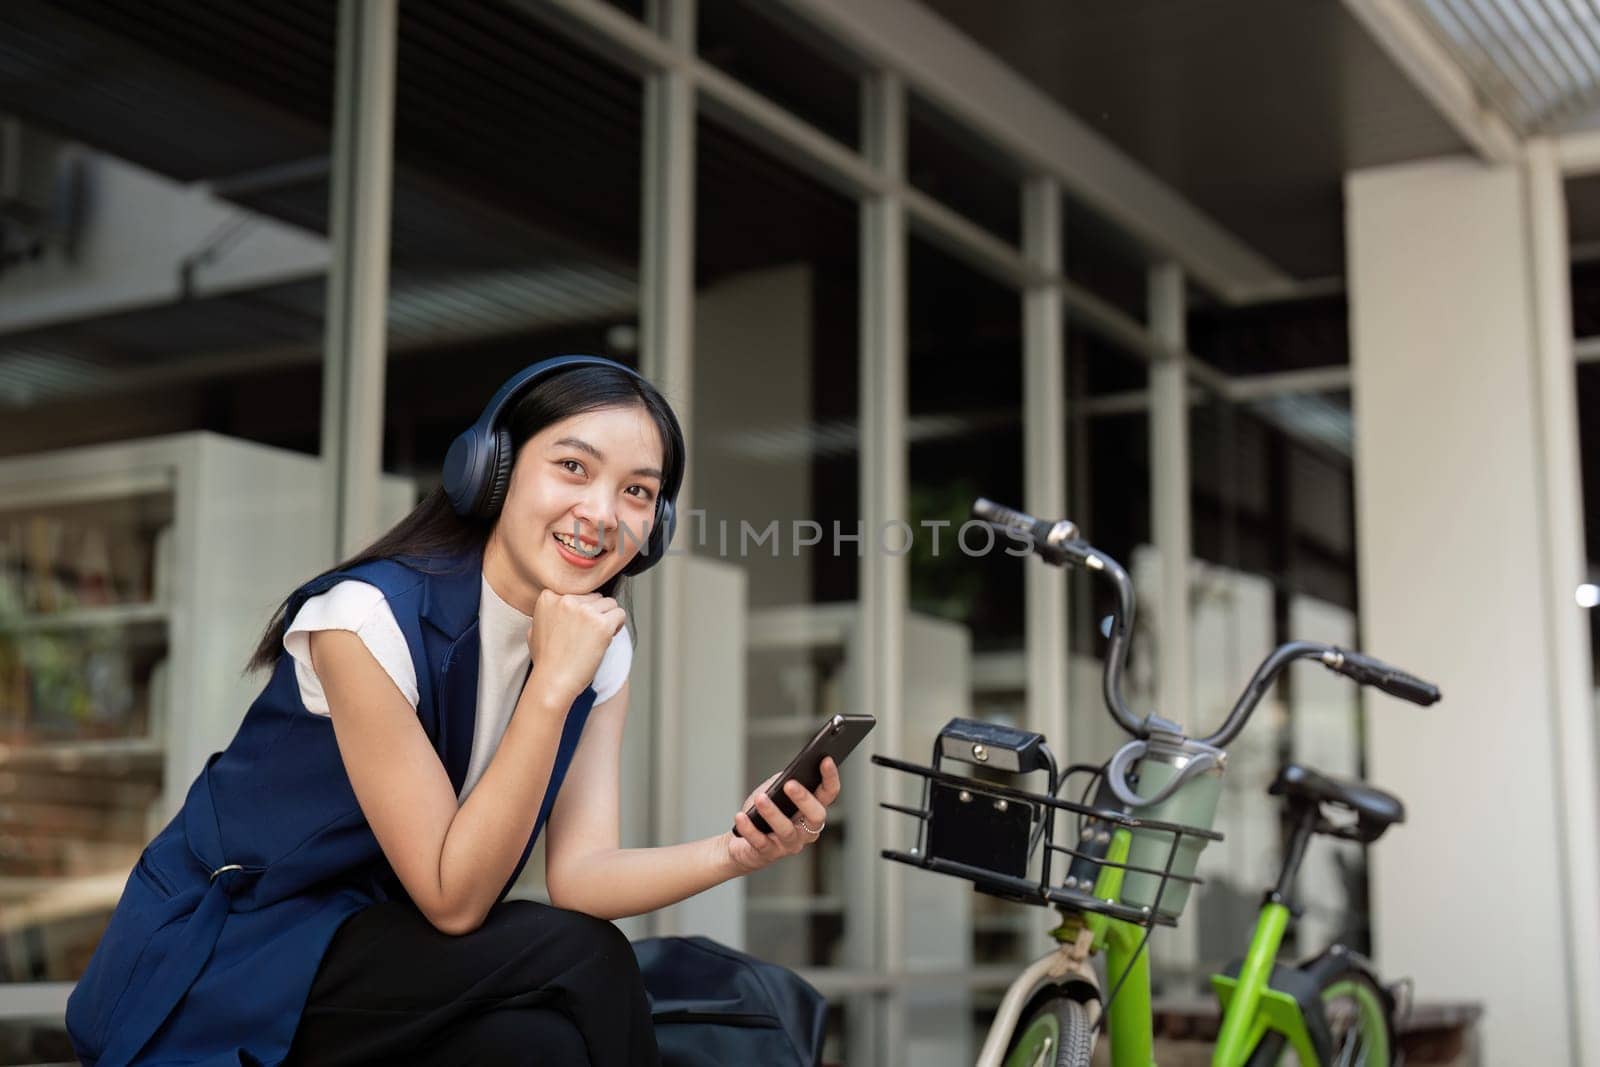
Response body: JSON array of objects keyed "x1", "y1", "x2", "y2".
[{"x1": 737, "y1": 713, "x2": 877, "y2": 835}]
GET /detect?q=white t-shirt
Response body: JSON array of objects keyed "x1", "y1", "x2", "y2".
[{"x1": 283, "y1": 575, "x2": 631, "y2": 800}]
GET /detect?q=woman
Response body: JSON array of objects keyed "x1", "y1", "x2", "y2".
[{"x1": 66, "y1": 355, "x2": 840, "y2": 1066}]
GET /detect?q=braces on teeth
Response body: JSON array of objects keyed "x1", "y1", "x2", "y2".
[{"x1": 554, "y1": 531, "x2": 603, "y2": 556}]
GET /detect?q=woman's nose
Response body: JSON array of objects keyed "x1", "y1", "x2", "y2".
[{"x1": 573, "y1": 489, "x2": 617, "y2": 532}]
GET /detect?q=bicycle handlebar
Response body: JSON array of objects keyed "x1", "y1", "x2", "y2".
[
  {"x1": 1322, "y1": 648, "x2": 1441, "y2": 707},
  {"x1": 973, "y1": 498, "x2": 1146, "y2": 736},
  {"x1": 972, "y1": 499, "x2": 1442, "y2": 751},
  {"x1": 1200, "y1": 641, "x2": 1440, "y2": 748},
  {"x1": 970, "y1": 499, "x2": 1088, "y2": 568}
]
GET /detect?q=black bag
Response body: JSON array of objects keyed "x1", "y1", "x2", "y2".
[{"x1": 631, "y1": 936, "x2": 827, "y2": 1067}]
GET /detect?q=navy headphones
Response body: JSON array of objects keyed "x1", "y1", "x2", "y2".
[{"x1": 441, "y1": 354, "x2": 683, "y2": 576}]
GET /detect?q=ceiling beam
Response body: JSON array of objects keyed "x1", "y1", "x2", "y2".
[
  {"x1": 776, "y1": 0, "x2": 1295, "y2": 304},
  {"x1": 1558, "y1": 128, "x2": 1600, "y2": 176},
  {"x1": 1342, "y1": 0, "x2": 1522, "y2": 165}
]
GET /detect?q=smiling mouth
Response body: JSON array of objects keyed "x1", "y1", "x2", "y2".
[{"x1": 553, "y1": 530, "x2": 606, "y2": 558}]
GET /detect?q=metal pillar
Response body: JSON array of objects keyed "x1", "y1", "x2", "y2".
[
  {"x1": 1149, "y1": 262, "x2": 1192, "y2": 729},
  {"x1": 321, "y1": 0, "x2": 397, "y2": 560},
  {"x1": 1021, "y1": 178, "x2": 1070, "y2": 926},
  {"x1": 861, "y1": 69, "x2": 908, "y2": 1067},
  {"x1": 1022, "y1": 178, "x2": 1068, "y2": 745},
  {"x1": 640, "y1": 0, "x2": 697, "y2": 937}
]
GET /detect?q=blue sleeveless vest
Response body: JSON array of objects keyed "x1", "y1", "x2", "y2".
[{"x1": 65, "y1": 551, "x2": 599, "y2": 1066}]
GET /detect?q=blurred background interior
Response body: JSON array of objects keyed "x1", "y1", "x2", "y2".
[{"x1": 0, "y1": 1, "x2": 1597, "y2": 1064}]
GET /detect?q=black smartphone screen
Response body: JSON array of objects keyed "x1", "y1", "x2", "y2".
[{"x1": 737, "y1": 713, "x2": 876, "y2": 835}]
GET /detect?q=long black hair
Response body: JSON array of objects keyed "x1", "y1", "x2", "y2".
[{"x1": 246, "y1": 363, "x2": 685, "y2": 672}]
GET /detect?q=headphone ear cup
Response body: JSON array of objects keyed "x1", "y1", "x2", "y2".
[
  {"x1": 480, "y1": 429, "x2": 514, "y2": 518},
  {"x1": 441, "y1": 430, "x2": 480, "y2": 516},
  {"x1": 623, "y1": 497, "x2": 676, "y2": 576},
  {"x1": 654, "y1": 498, "x2": 676, "y2": 555}
]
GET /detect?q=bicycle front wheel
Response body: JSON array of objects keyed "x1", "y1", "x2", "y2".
[
  {"x1": 1245, "y1": 967, "x2": 1393, "y2": 1066},
  {"x1": 1003, "y1": 995, "x2": 1096, "y2": 1067}
]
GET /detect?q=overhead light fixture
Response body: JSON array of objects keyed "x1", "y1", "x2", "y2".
[{"x1": 1576, "y1": 584, "x2": 1600, "y2": 609}]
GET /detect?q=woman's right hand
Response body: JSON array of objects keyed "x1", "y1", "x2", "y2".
[{"x1": 526, "y1": 590, "x2": 626, "y2": 705}]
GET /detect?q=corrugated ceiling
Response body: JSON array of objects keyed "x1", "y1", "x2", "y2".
[{"x1": 1411, "y1": 0, "x2": 1600, "y2": 133}]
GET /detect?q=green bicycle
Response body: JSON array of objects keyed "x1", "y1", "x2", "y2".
[{"x1": 876, "y1": 498, "x2": 1440, "y2": 1067}]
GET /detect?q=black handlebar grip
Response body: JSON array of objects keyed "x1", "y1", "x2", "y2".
[
  {"x1": 972, "y1": 498, "x2": 1034, "y2": 531},
  {"x1": 1334, "y1": 649, "x2": 1442, "y2": 706},
  {"x1": 971, "y1": 499, "x2": 1084, "y2": 567},
  {"x1": 971, "y1": 497, "x2": 1052, "y2": 550}
]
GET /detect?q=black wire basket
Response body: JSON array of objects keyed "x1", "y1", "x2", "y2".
[{"x1": 874, "y1": 751, "x2": 1224, "y2": 931}]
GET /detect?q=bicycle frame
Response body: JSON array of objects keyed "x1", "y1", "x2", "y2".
[
  {"x1": 1210, "y1": 902, "x2": 1320, "y2": 1064},
  {"x1": 983, "y1": 830, "x2": 1321, "y2": 1067}
]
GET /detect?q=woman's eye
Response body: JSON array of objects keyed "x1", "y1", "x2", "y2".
[
  {"x1": 626, "y1": 485, "x2": 657, "y2": 502},
  {"x1": 559, "y1": 459, "x2": 584, "y2": 475}
]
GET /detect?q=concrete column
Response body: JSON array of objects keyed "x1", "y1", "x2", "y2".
[
  {"x1": 1021, "y1": 178, "x2": 1069, "y2": 759},
  {"x1": 639, "y1": 0, "x2": 696, "y2": 937},
  {"x1": 860, "y1": 69, "x2": 909, "y2": 1067},
  {"x1": 1346, "y1": 156, "x2": 1595, "y2": 1066},
  {"x1": 322, "y1": 0, "x2": 396, "y2": 560},
  {"x1": 1522, "y1": 139, "x2": 1600, "y2": 1067},
  {"x1": 1149, "y1": 263, "x2": 1191, "y2": 732}
]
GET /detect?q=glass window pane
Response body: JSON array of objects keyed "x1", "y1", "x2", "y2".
[
  {"x1": 906, "y1": 234, "x2": 1023, "y2": 1057},
  {"x1": 1581, "y1": 360, "x2": 1600, "y2": 686},
  {"x1": 0, "y1": 6, "x2": 337, "y2": 1053},
  {"x1": 1569, "y1": 228, "x2": 1600, "y2": 695},
  {"x1": 1187, "y1": 294, "x2": 1349, "y2": 377},
  {"x1": 1182, "y1": 371, "x2": 1363, "y2": 988},
  {"x1": 1064, "y1": 194, "x2": 1149, "y2": 322},
  {"x1": 0, "y1": 3, "x2": 648, "y2": 1050},
  {"x1": 907, "y1": 94, "x2": 1022, "y2": 246},
  {"x1": 693, "y1": 112, "x2": 861, "y2": 1063},
  {"x1": 0, "y1": 2, "x2": 337, "y2": 461},
  {"x1": 386, "y1": 2, "x2": 644, "y2": 478},
  {"x1": 0, "y1": 488, "x2": 173, "y2": 1006},
  {"x1": 908, "y1": 239, "x2": 1024, "y2": 652},
  {"x1": 381, "y1": 5, "x2": 645, "y2": 913},
  {"x1": 699, "y1": 0, "x2": 860, "y2": 149},
  {"x1": 0, "y1": 492, "x2": 173, "y2": 894},
  {"x1": 1064, "y1": 326, "x2": 1154, "y2": 823}
]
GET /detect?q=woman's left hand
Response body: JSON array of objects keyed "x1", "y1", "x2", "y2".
[{"x1": 726, "y1": 758, "x2": 842, "y2": 873}]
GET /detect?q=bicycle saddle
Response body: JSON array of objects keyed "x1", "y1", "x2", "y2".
[{"x1": 1270, "y1": 763, "x2": 1405, "y2": 835}]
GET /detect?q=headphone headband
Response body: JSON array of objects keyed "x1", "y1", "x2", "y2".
[
  {"x1": 441, "y1": 355, "x2": 682, "y2": 576},
  {"x1": 472, "y1": 355, "x2": 644, "y2": 449}
]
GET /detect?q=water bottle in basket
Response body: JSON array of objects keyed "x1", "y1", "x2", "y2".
[{"x1": 1108, "y1": 722, "x2": 1225, "y2": 921}]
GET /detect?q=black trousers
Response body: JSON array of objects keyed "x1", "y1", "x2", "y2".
[{"x1": 283, "y1": 899, "x2": 661, "y2": 1066}]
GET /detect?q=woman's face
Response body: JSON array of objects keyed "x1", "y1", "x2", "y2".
[{"x1": 488, "y1": 404, "x2": 667, "y2": 597}]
